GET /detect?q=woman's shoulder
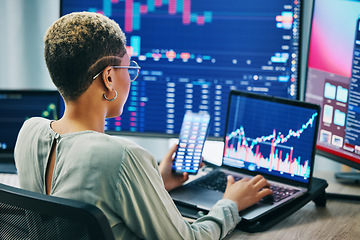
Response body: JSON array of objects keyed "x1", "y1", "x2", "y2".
[
  {"x1": 99, "y1": 135, "x2": 153, "y2": 160},
  {"x1": 18, "y1": 117, "x2": 51, "y2": 136},
  {"x1": 98, "y1": 135, "x2": 155, "y2": 164},
  {"x1": 74, "y1": 132, "x2": 139, "y2": 149},
  {"x1": 23, "y1": 117, "x2": 50, "y2": 127},
  {"x1": 70, "y1": 133, "x2": 157, "y2": 170},
  {"x1": 71, "y1": 133, "x2": 149, "y2": 158}
]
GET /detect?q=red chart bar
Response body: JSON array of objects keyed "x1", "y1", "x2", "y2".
[
  {"x1": 125, "y1": 0, "x2": 134, "y2": 32},
  {"x1": 236, "y1": 141, "x2": 240, "y2": 159},
  {"x1": 269, "y1": 129, "x2": 276, "y2": 170},
  {"x1": 182, "y1": 0, "x2": 191, "y2": 25},
  {"x1": 155, "y1": 0, "x2": 162, "y2": 7},
  {"x1": 256, "y1": 145, "x2": 260, "y2": 167},
  {"x1": 278, "y1": 150, "x2": 282, "y2": 171},
  {"x1": 169, "y1": 0, "x2": 176, "y2": 14},
  {"x1": 197, "y1": 15, "x2": 205, "y2": 25},
  {"x1": 224, "y1": 136, "x2": 229, "y2": 157},
  {"x1": 140, "y1": 5, "x2": 148, "y2": 14}
]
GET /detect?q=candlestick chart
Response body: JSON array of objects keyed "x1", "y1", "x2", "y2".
[{"x1": 61, "y1": 0, "x2": 302, "y2": 139}]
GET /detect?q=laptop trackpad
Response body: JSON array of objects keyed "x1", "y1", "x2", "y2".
[{"x1": 171, "y1": 186, "x2": 223, "y2": 211}]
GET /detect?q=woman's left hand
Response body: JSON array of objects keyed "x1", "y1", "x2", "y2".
[{"x1": 159, "y1": 144, "x2": 189, "y2": 191}]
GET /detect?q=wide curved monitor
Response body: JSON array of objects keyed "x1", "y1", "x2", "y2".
[
  {"x1": 305, "y1": 0, "x2": 360, "y2": 172},
  {"x1": 61, "y1": 0, "x2": 303, "y2": 138}
]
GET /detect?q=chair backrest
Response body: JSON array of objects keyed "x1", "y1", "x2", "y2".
[{"x1": 0, "y1": 183, "x2": 115, "y2": 240}]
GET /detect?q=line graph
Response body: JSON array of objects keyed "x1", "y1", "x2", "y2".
[
  {"x1": 41, "y1": 103, "x2": 58, "y2": 120},
  {"x1": 24, "y1": 103, "x2": 58, "y2": 121},
  {"x1": 224, "y1": 112, "x2": 318, "y2": 178},
  {"x1": 227, "y1": 112, "x2": 318, "y2": 148}
]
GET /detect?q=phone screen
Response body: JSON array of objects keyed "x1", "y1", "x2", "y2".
[{"x1": 172, "y1": 111, "x2": 210, "y2": 174}]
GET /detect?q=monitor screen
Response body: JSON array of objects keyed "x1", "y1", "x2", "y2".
[
  {"x1": 305, "y1": 0, "x2": 360, "y2": 170},
  {"x1": 223, "y1": 90, "x2": 319, "y2": 184},
  {"x1": 61, "y1": 0, "x2": 303, "y2": 138},
  {"x1": 0, "y1": 90, "x2": 61, "y2": 155}
]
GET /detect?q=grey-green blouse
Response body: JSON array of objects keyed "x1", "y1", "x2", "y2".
[{"x1": 14, "y1": 117, "x2": 241, "y2": 239}]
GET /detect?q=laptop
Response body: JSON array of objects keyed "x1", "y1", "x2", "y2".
[
  {"x1": 170, "y1": 90, "x2": 320, "y2": 222},
  {"x1": 0, "y1": 90, "x2": 62, "y2": 174}
]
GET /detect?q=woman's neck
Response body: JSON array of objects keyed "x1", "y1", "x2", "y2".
[{"x1": 52, "y1": 94, "x2": 107, "y2": 134}]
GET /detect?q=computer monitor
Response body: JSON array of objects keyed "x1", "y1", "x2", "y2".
[
  {"x1": 61, "y1": 0, "x2": 303, "y2": 138},
  {"x1": 0, "y1": 90, "x2": 61, "y2": 173},
  {"x1": 305, "y1": 0, "x2": 360, "y2": 179}
]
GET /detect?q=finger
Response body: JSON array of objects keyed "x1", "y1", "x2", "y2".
[
  {"x1": 250, "y1": 174, "x2": 264, "y2": 184},
  {"x1": 164, "y1": 144, "x2": 178, "y2": 161},
  {"x1": 239, "y1": 176, "x2": 251, "y2": 183},
  {"x1": 254, "y1": 178, "x2": 270, "y2": 189},
  {"x1": 226, "y1": 175, "x2": 235, "y2": 188},
  {"x1": 183, "y1": 172, "x2": 189, "y2": 182},
  {"x1": 175, "y1": 172, "x2": 189, "y2": 186},
  {"x1": 257, "y1": 188, "x2": 273, "y2": 199},
  {"x1": 200, "y1": 156, "x2": 205, "y2": 168},
  {"x1": 170, "y1": 144, "x2": 178, "y2": 153}
]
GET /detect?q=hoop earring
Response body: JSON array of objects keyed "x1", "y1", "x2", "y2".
[{"x1": 103, "y1": 89, "x2": 117, "y2": 102}]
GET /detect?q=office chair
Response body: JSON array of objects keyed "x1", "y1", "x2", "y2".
[{"x1": 0, "y1": 183, "x2": 115, "y2": 240}]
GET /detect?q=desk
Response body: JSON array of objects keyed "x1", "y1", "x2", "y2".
[
  {"x1": 2, "y1": 171, "x2": 359, "y2": 239},
  {"x1": 225, "y1": 172, "x2": 360, "y2": 240}
]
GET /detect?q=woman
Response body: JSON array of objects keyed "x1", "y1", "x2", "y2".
[{"x1": 15, "y1": 12, "x2": 272, "y2": 239}]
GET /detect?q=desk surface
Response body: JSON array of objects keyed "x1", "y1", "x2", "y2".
[{"x1": 225, "y1": 171, "x2": 360, "y2": 240}]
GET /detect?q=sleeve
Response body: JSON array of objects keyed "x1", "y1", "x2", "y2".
[
  {"x1": 114, "y1": 146, "x2": 241, "y2": 240},
  {"x1": 14, "y1": 118, "x2": 49, "y2": 193}
]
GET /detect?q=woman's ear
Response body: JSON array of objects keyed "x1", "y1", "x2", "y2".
[{"x1": 101, "y1": 66, "x2": 114, "y2": 91}]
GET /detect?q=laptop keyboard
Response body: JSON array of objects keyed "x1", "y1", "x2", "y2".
[
  {"x1": 192, "y1": 171, "x2": 235, "y2": 193},
  {"x1": 270, "y1": 184, "x2": 300, "y2": 203},
  {"x1": 191, "y1": 171, "x2": 299, "y2": 204}
]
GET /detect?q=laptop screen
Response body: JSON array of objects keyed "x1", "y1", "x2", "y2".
[
  {"x1": 0, "y1": 90, "x2": 61, "y2": 156},
  {"x1": 223, "y1": 90, "x2": 320, "y2": 184}
]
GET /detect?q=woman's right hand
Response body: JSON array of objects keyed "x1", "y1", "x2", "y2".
[{"x1": 223, "y1": 174, "x2": 273, "y2": 211}]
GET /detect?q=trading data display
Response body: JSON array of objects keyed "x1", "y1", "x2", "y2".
[
  {"x1": 223, "y1": 92, "x2": 319, "y2": 183},
  {"x1": 0, "y1": 91, "x2": 60, "y2": 153},
  {"x1": 61, "y1": 0, "x2": 301, "y2": 137}
]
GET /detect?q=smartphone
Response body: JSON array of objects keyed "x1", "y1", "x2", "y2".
[{"x1": 172, "y1": 111, "x2": 211, "y2": 174}]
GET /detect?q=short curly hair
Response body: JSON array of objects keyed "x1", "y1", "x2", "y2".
[{"x1": 44, "y1": 12, "x2": 127, "y2": 101}]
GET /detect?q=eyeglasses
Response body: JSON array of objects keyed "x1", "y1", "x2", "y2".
[{"x1": 92, "y1": 60, "x2": 141, "y2": 82}]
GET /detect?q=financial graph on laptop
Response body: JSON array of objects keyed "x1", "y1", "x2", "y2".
[{"x1": 223, "y1": 94, "x2": 319, "y2": 183}]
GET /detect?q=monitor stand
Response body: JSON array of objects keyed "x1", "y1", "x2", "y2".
[
  {"x1": 326, "y1": 172, "x2": 360, "y2": 202},
  {"x1": 334, "y1": 172, "x2": 360, "y2": 183}
]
